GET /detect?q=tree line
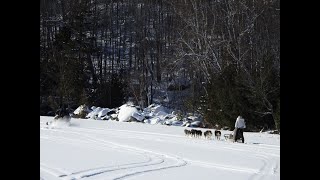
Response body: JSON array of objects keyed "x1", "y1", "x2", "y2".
[{"x1": 40, "y1": 0, "x2": 280, "y2": 131}]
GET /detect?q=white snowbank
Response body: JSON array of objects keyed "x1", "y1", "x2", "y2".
[
  {"x1": 97, "y1": 108, "x2": 111, "y2": 118},
  {"x1": 131, "y1": 112, "x2": 144, "y2": 121},
  {"x1": 40, "y1": 116, "x2": 280, "y2": 180},
  {"x1": 145, "y1": 104, "x2": 170, "y2": 114},
  {"x1": 190, "y1": 121, "x2": 201, "y2": 127},
  {"x1": 171, "y1": 120, "x2": 183, "y2": 126},
  {"x1": 74, "y1": 103, "x2": 204, "y2": 128},
  {"x1": 118, "y1": 104, "x2": 138, "y2": 122},
  {"x1": 187, "y1": 116, "x2": 200, "y2": 121},
  {"x1": 73, "y1": 105, "x2": 91, "y2": 115},
  {"x1": 149, "y1": 117, "x2": 162, "y2": 124},
  {"x1": 110, "y1": 114, "x2": 118, "y2": 119},
  {"x1": 155, "y1": 111, "x2": 167, "y2": 117},
  {"x1": 86, "y1": 107, "x2": 103, "y2": 119}
]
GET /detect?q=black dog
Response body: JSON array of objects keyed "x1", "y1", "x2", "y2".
[
  {"x1": 214, "y1": 130, "x2": 221, "y2": 140},
  {"x1": 184, "y1": 129, "x2": 191, "y2": 136},
  {"x1": 204, "y1": 130, "x2": 213, "y2": 139}
]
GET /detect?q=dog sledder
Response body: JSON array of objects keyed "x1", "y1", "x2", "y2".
[
  {"x1": 232, "y1": 115, "x2": 246, "y2": 143},
  {"x1": 223, "y1": 130, "x2": 243, "y2": 143},
  {"x1": 233, "y1": 128, "x2": 244, "y2": 143},
  {"x1": 182, "y1": 115, "x2": 246, "y2": 143}
]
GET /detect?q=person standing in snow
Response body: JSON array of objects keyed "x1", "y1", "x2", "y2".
[
  {"x1": 54, "y1": 104, "x2": 70, "y2": 119},
  {"x1": 233, "y1": 115, "x2": 246, "y2": 143},
  {"x1": 46, "y1": 104, "x2": 71, "y2": 126}
]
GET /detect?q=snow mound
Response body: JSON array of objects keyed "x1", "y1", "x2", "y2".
[
  {"x1": 187, "y1": 116, "x2": 200, "y2": 121},
  {"x1": 148, "y1": 117, "x2": 162, "y2": 125},
  {"x1": 86, "y1": 107, "x2": 103, "y2": 119},
  {"x1": 145, "y1": 104, "x2": 170, "y2": 114},
  {"x1": 190, "y1": 121, "x2": 201, "y2": 127},
  {"x1": 73, "y1": 105, "x2": 91, "y2": 115},
  {"x1": 155, "y1": 111, "x2": 168, "y2": 117},
  {"x1": 118, "y1": 104, "x2": 138, "y2": 122},
  {"x1": 110, "y1": 114, "x2": 118, "y2": 120},
  {"x1": 131, "y1": 112, "x2": 144, "y2": 121},
  {"x1": 97, "y1": 108, "x2": 111, "y2": 118},
  {"x1": 71, "y1": 102, "x2": 205, "y2": 129}
]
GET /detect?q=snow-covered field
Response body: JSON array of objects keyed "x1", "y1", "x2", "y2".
[{"x1": 40, "y1": 116, "x2": 280, "y2": 180}]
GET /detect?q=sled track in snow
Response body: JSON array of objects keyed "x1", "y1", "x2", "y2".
[
  {"x1": 40, "y1": 122, "x2": 279, "y2": 180},
  {"x1": 61, "y1": 155, "x2": 166, "y2": 180},
  {"x1": 247, "y1": 154, "x2": 279, "y2": 180},
  {"x1": 41, "y1": 127, "x2": 187, "y2": 180},
  {"x1": 65, "y1": 126, "x2": 280, "y2": 159},
  {"x1": 186, "y1": 159, "x2": 259, "y2": 174},
  {"x1": 41, "y1": 134, "x2": 166, "y2": 180},
  {"x1": 40, "y1": 162, "x2": 72, "y2": 179}
]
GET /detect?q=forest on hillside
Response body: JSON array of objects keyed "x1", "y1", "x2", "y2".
[{"x1": 40, "y1": 0, "x2": 280, "y2": 131}]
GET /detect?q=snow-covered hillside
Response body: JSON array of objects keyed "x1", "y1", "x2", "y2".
[{"x1": 40, "y1": 116, "x2": 280, "y2": 180}]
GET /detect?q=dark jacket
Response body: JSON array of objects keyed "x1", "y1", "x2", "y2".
[{"x1": 55, "y1": 106, "x2": 69, "y2": 117}]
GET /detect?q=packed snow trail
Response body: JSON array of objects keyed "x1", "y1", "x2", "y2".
[{"x1": 40, "y1": 116, "x2": 280, "y2": 180}]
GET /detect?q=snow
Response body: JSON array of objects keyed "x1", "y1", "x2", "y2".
[
  {"x1": 41, "y1": 116, "x2": 280, "y2": 180},
  {"x1": 86, "y1": 107, "x2": 102, "y2": 119},
  {"x1": 155, "y1": 110, "x2": 167, "y2": 117},
  {"x1": 131, "y1": 112, "x2": 145, "y2": 121},
  {"x1": 145, "y1": 104, "x2": 169, "y2": 115},
  {"x1": 97, "y1": 108, "x2": 111, "y2": 118},
  {"x1": 110, "y1": 114, "x2": 118, "y2": 119},
  {"x1": 73, "y1": 105, "x2": 91, "y2": 115},
  {"x1": 72, "y1": 103, "x2": 205, "y2": 127},
  {"x1": 190, "y1": 121, "x2": 201, "y2": 127},
  {"x1": 148, "y1": 117, "x2": 162, "y2": 125},
  {"x1": 118, "y1": 104, "x2": 138, "y2": 122},
  {"x1": 187, "y1": 116, "x2": 201, "y2": 121},
  {"x1": 47, "y1": 116, "x2": 71, "y2": 128}
]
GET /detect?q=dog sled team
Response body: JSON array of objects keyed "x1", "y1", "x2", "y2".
[
  {"x1": 184, "y1": 129, "x2": 222, "y2": 140},
  {"x1": 184, "y1": 115, "x2": 246, "y2": 143}
]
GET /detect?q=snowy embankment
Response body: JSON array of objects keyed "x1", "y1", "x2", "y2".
[
  {"x1": 73, "y1": 103, "x2": 205, "y2": 128},
  {"x1": 40, "y1": 116, "x2": 280, "y2": 180}
]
